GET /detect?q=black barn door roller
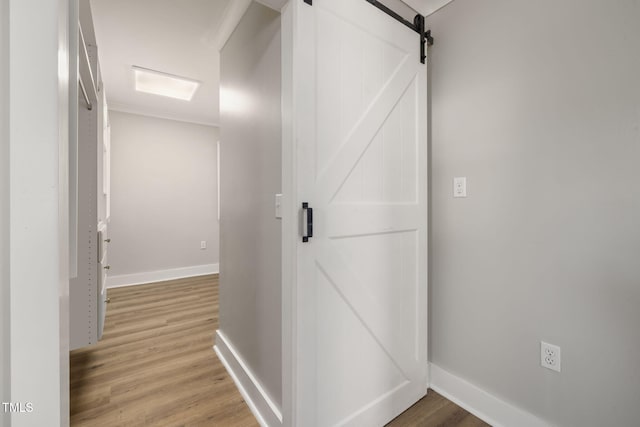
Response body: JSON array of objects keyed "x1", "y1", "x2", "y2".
[{"x1": 365, "y1": 0, "x2": 434, "y2": 64}]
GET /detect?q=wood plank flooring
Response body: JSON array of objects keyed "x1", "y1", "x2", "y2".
[
  {"x1": 70, "y1": 275, "x2": 256, "y2": 426},
  {"x1": 70, "y1": 274, "x2": 489, "y2": 427},
  {"x1": 387, "y1": 393, "x2": 490, "y2": 427}
]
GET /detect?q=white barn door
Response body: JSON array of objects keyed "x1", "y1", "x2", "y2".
[{"x1": 289, "y1": 0, "x2": 429, "y2": 425}]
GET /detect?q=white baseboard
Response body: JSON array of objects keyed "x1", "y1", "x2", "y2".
[
  {"x1": 107, "y1": 263, "x2": 219, "y2": 288},
  {"x1": 214, "y1": 330, "x2": 282, "y2": 427},
  {"x1": 429, "y1": 364, "x2": 550, "y2": 427}
]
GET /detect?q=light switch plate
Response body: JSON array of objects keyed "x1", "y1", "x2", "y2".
[
  {"x1": 275, "y1": 194, "x2": 283, "y2": 219},
  {"x1": 454, "y1": 177, "x2": 467, "y2": 198}
]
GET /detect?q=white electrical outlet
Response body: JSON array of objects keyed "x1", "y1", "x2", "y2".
[
  {"x1": 200, "y1": 240, "x2": 207, "y2": 250},
  {"x1": 541, "y1": 341, "x2": 561, "y2": 372},
  {"x1": 453, "y1": 177, "x2": 467, "y2": 198}
]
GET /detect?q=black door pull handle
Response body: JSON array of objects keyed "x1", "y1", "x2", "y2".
[{"x1": 302, "y1": 202, "x2": 313, "y2": 242}]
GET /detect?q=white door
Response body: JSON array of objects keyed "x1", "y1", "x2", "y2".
[{"x1": 290, "y1": 0, "x2": 428, "y2": 426}]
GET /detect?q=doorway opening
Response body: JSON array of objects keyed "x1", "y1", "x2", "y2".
[{"x1": 69, "y1": 0, "x2": 239, "y2": 424}]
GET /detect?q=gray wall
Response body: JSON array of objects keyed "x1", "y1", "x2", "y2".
[
  {"x1": 108, "y1": 111, "x2": 219, "y2": 277},
  {"x1": 427, "y1": 1, "x2": 640, "y2": 426},
  {"x1": 219, "y1": 2, "x2": 282, "y2": 409},
  {"x1": 0, "y1": 0, "x2": 9, "y2": 423}
]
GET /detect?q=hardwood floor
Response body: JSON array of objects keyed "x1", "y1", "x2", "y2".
[
  {"x1": 387, "y1": 392, "x2": 490, "y2": 427},
  {"x1": 70, "y1": 274, "x2": 257, "y2": 426},
  {"x1": 70, "y1": 274, "x2": 489, "y2": 427}
]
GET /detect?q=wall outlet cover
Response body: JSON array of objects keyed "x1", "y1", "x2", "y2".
[
  {"x1": 541, "y1": 341, "x2": 561, "y2": 372},
  {"x1": 453, "y1": 177, "x2": 467, "y2": 198}
]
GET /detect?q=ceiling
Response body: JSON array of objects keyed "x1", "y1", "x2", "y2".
[
  {"x1": 90, "y1": 0, "x2": 453, "y2": 127},
  {"x1": 403, "y1": 0, "x2": 453, "y2": 16},
  {"x1": 90, "y1": 0, "x2": 234, "y2": 126}
]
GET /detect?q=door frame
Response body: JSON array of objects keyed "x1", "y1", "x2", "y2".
[
  {"x1": 4, "y1": 0, "x2": 72, "y2": 425},
  {"x1": 280, "y1": 2, "x2": 297, "y2": 425}
]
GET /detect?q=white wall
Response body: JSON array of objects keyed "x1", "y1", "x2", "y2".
[
  {"x1": 6, "y1": 0, "x2": 70, "y2": 425},
  {"x1": 107, "y1": 111, "x2": 219, "y2": 283},
  {"x1": 0, "y1": 0, "x2": 9, "y2": 424},
  {"x1": 427, "y1": 1, "x2": 640, "y2": 426},
  {"x1": 219, "y1": 0, "x2": 282, "y2": 411}
]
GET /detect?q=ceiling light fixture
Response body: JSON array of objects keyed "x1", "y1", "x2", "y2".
[{"x1": 132, "y1": 66, "x2": 200, "y2": 101}]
